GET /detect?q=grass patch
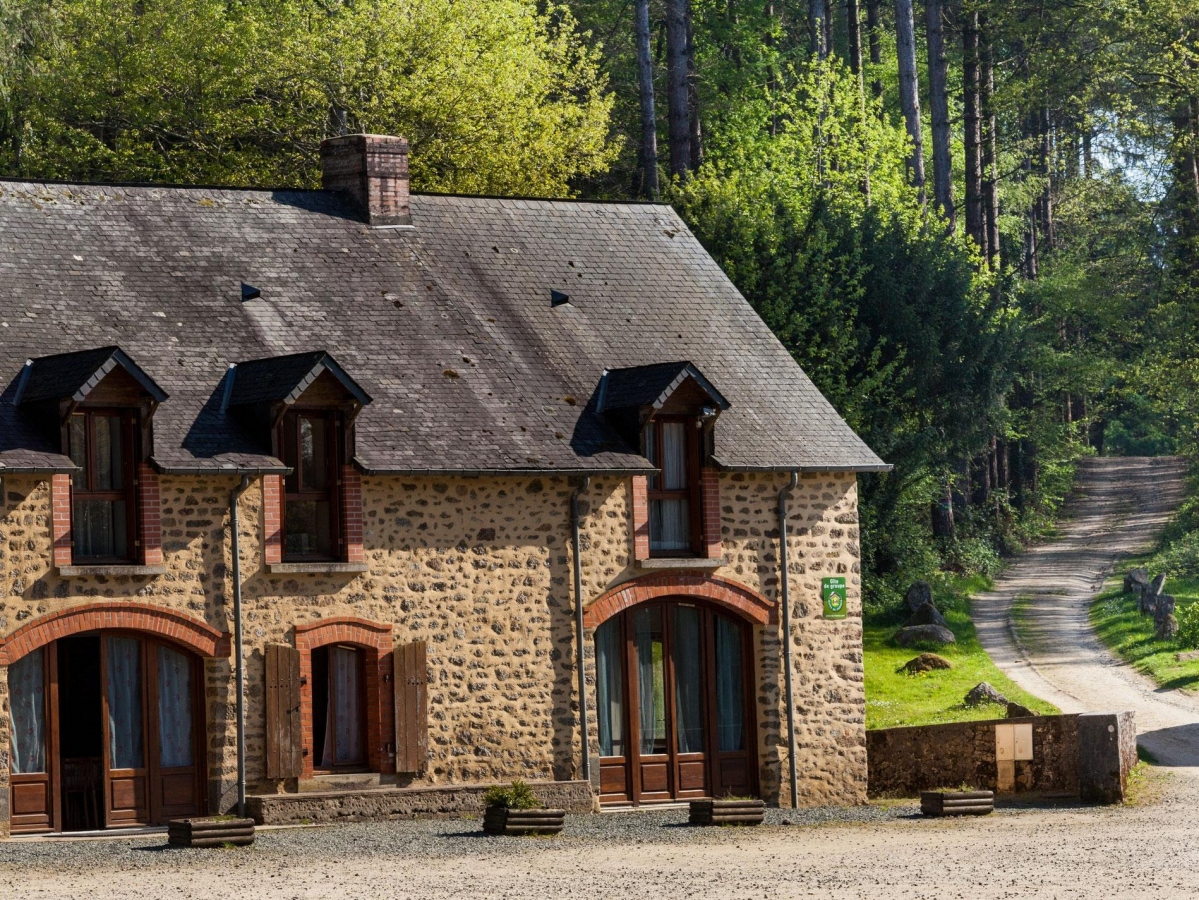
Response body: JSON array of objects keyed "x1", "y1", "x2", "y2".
[
  {"x1": 1089, "y1": 566, "x2": 1199, "y2": 693},
  {"x1": 1125, "y1": 760, "x2": 1170, "y2": 806},
  {"x1": 864, "y1": 575, "x2": 1058, "y2": 729}
]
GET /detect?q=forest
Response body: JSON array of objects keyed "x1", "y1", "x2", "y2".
[{"x1": 1, "y1": 0, "x2": 1196, "y2": 608}]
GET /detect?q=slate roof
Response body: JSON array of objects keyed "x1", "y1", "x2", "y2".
[
  {"x1": 0, "y1": 180, "x2": 887, "y2": 475},
  {"x1": 598, "y1": 361, "x2": 728, "y2": 413}
]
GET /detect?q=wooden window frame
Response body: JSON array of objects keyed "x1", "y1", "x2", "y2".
[
  {"x1": 279, "y1": 409, "x2": 343, "y2": 562},
  {"x1": 309, "y1": 643, "x2": 369, "y2": 773},
  {"x1": 65, "y1": 408, "x2": 140, "y2": 565},
  {"x1": 644, "y1": 417, "x2": 704, "y2": 557}
]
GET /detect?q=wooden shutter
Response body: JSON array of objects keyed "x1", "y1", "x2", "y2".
[
  {"x1": 264, "y1": 643, "x2": 303, "y2": 779},
  {"x1": 394, "y1": 641, "x2": 428, "y2": 774}
]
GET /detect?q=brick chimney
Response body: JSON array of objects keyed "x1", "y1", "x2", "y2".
[{"x1": 320, "y1": 134, "x2": 412, "y2": 227}]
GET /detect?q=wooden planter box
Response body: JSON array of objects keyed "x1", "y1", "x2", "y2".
[
  {"x1": 689, "y1": 799, "x2": 766, "y2": 826},
  {"x1": 167, "y1": 816, "x2": 256, "y2": 848},
  {"x1": 920, "y1": 791, "x2": 994, "y2": 817},
  {"x1": 482, "y1": 807, "x2": 566, "y2": 836}
]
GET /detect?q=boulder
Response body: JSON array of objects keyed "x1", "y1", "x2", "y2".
[
  {"x1": 905, "y1": 601, "x2": 948, "y2": 629},
  {"x1": 1124, "y1": 568, "x2": 1149, "y2": 594},
  {"x1": 1156, "y1": 613, "x2": 1179, "y2": 642},
  {"x1": 906, "y1": 581, "x2": 934, "y2": 613},
  {"x1": 1006, "y1": 702, "x2": 1038, "y2": 718},
  {"x1": 901, "y1": 653, "x2": 953, "y2": 675},
  {"x1": 894, "y1": 624, "x2": 956, "y2": 647},
  {"x1": 964, "y1": 682, "x2": 1008, "y2": 707},
  {"x1": 1142, "y1": 574, "x2": 1167, "y2": 616}
]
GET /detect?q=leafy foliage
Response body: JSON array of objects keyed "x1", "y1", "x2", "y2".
[{"x1": 482, "y1": 780, "x2": 542, "y2": 810}]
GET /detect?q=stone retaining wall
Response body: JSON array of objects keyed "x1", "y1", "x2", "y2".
[
  {"x1": 247, "y1": 779, "x2": 595, "y2": 825},
  {"x1": 867, "y1": 712, "x2": 1135, "y2": 803}
]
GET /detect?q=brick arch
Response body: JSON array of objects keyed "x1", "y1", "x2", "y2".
[
  {"x1": 292, "y1": 617, "x2": 394, "y2": 778},
  {"x1": 0, "y1": 602, "x2": 231, "y2": 666},
  {"x1": 583, "y1": 573, "x2": 777, "y2": 628}
]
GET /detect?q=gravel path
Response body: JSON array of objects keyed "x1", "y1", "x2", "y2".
[{"x1": 972, "y1": 456, "x2": 1199, "y2": 765}]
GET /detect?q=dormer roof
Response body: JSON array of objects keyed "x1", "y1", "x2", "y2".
[
  {"x1": 16, "y1": 346, "x2": 168, "y2": 406},
  {"x1": 227, "y1": 351, "x2": 371, "y2": 409}
]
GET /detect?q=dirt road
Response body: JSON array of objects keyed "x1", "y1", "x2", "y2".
[{"x1": 973, "y1": 456, "x2": 1199, "y2": 764}]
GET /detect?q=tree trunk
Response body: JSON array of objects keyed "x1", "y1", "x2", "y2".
[
  {"x1": 894, "y1": 0, "x2": 926, "y2": 201},
  {"x1": 981, "y1": 18, "x2": 1000, "y2": 268},
  {"x1": 963, "y1": 10, "x2": 985, "y2": 254},
  {"x1": 931, "y1": 483, "x2": 955, "y2": 539},
  {"x1": 811, "y1": 0, "x2": 829, "y2": 58},
  {"x1": 847, "y1": 0, "x2": 871, "y2": 199},
  {"x1": 926, "y1": 0, "x2": 954, "y2": 229},
  {"x1": 1039, "y1": 105, "x2": 1055, "y2": 250},
  {"x1": 634, "y1": 0, "x2": 660, "y2": 200},
  {"x1": 685, "y1": 3, "x2": 703, "y2": 171},
  {"x1": 665, "y1": 0, "x2": 692, "y2": 179},
  {"x1": 866, "y1": 0, "x2": 883, "y2": 106}
]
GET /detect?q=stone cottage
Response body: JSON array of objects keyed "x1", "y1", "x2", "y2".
[{"x1": 0, "y1": 134, "x2": 886, "y2": 836}]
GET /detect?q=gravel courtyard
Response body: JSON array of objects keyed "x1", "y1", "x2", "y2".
[{"x1": 3, "y1": 771, "x2": 1196, "y2": 900}]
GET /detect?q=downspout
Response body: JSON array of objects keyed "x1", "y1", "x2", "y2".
[
  {"x1": 570, "y1": 476, "x2": 592, "y2": 784},
  {"x1": 778, "y1": 471, "x2": 800, "y2": 809},
  {"x1": 229, "y1": 474, "x2": 253, "y2": 818}
]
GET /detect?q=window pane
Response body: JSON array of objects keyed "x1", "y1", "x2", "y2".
[
  {"x1": 68, "y1": 416, "x2": 86, "y2": 490},
  {"x1": 74, "y1": 498, "x2": 127, "y2": 559},
  {"x1": 107, "y1": 636, "x2": 144, "y2": 770},
  {"x1": 10, "y1": 649, "x2": 46, "y2": 775},
  {"x1": 157, "y1": 645, "x2": 194, "y2": 768},
  {"x1": 634, "y1": 607, "x2": 667, "y2": 756},
  {"x1": 661, "y1": 421, "x2": 688, "y2": 490},
  {"x1": 300, "y1": 416, "x2": 328, "y2": 491},
  {"x1": 673, "y1": 606, "x2": 704, "y2": 754},
  {"x1": 285, "y1": 499, "x2": 333, "y2": 557},
  {"x1": 94, "y1": 415, "x2": 123, "y2": 491},
  {"x1": 650, "y1": 498, "x2": 691, "y2": 552},
  {"x1": 283, "y1": 417, "x2": 299, "y2": 494},
  {"x1": 595, "y1": 619, "x2": 625, "y2": 758},
  {"x1": 715, "y1": 616, "x2": 745, "y2": 752},
  {"x1": 643, "y1": 422, "x2": 658, "y2": 490}
]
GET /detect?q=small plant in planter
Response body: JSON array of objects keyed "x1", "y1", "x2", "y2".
[
  {"x1": 689, "y1": 794, "x2": 766, "y2": 826},
  {"x1": 481, "y1": 780, "x2": 565, "y2": 836}
]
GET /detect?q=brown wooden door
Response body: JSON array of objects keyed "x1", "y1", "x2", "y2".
[
  {"x1": 148, "y1": 641, "x2": 204, "y2": 822},
  {"x1": 101, "y1": 635, "x2": 150, "y2": 827},
  {"x1": 8, "y1": 644, "x2": 59, "y2": 833},
  {"x1": 596, "y1": 601, "x2": 757, "y2": 806}
]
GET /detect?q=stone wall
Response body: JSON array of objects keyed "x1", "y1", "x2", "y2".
[
  {"x1": 866, "y1": 714, "x2": 1124, "y2": 800},
  {"x1": 0, "y1": 466, "x2": 866, "y2": 833}
]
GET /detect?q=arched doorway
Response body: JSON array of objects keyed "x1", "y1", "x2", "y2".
[
  {"x1": 594, "y1": 600, "x2": 757, "y2": 805},
  {"x1": 9, "y1": 633, "x2": 206, "y2": 833}
]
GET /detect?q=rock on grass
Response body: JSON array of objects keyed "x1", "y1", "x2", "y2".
[{"x1": 900, "y1": 653, "x2": 953, "y2": 675}]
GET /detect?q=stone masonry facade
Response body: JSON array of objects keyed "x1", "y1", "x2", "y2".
[{"x1": 0, "y1": 469, "x2": 864, "y2": 835}]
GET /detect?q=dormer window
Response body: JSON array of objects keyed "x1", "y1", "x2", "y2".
[
  {"x1": 281, "y1": 410, "x2": 341, "y2": 560},
  {"x1": 68, "y1": 410, "x2": 136, "y2": 561},
  {"x1": 644, "y1": 418, "x2": 701, "y2": 555}
]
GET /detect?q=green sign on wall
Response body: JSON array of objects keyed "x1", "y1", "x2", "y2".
[{"x1": 822, "y1": 577, "x2": 847, "y2": 619}]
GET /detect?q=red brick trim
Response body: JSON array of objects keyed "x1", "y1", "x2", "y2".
[
  {"x1": 138, "y1": 463, "x2": 163, "y2": 566},
  {"x1": 341, "y1": 465, "x2": 365, "y2": 564},
  {"x1": 583, "y1": 573, "x2": 777, "y2": 628},
  {"x1": 0, "y1": 602, "x2": 231, "y2": 666},
  {"x1": 51, "y1": 473, "x2": 73, "y2": 569},
  {"x1": 631, "y1": 475, "x2": 650, "y2": 561},
  {"x1": 700, "y1": 468, "x2": 723, "y2": 558},
  {"x1": 263, "y1": 474, "x2": 283, "y2": 565},
  {"x1": 293, "y1": 617, "x2": 395, "y2": 777}
]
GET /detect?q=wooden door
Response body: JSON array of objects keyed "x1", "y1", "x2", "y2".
[
  {"x1": 148, "y1": 641, "x2": 204, "y2": 822},
  {"x1": 627, "y1": 605, "x2": 674, "y2": 802},
  {"x1": 101, "y1": 635, "x2": 150, "y2": 827},
  {"x1": 669, "y1": 605, "x2": 709, "y2": 800},
  {"x1": 707, "y1": 611, "x2": 756, "y2": 798},
  {"x1": 8, "y1": 644, "x2": 59, "y2": 833}
]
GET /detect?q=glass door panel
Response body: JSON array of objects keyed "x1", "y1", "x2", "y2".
[
  {"x1": 154, "y1": 644, "x2": 201, "y2": 820},
  {"x1": 712, "y1": 614, "x2": 753, "y2": 797},
  {"x1": 9, "y1": 647, "x2": 54, "y2": 832},
  {"x1": 104, "y1": 636, "x2": 148, "y2": 826},
  {"x1": 595, "y1": 618, "x2": 631, "y2": 802},
  {"x1": 632, "y1": 606, "x2": 671, "y2": 799},
  {"x1": 672, "y1": 605, "x2": 708, "y2": 797}
]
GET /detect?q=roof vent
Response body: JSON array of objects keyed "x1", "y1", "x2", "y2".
[
  {"x1": 241, "y1": 283, "x2": 261, "y2": 301},
  {"x1": 551, "y1": 289, "x2": 571, "y2": 308}
]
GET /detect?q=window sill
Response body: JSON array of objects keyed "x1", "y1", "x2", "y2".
[
  {"x1": 58, "y1": 564, "x2": 167, "y2": 577},
  {"x1": 267, "y1": 562, "x2": 369, "y2": 575},
  {"x1": 635, "y1": 557, "x2": 727, "y2": 571}
]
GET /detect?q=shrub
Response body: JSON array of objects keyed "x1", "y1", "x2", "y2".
[
  {"x1": 1176, "y1": 603, "x2": 1199, "y2": 650},
  {"x1": 482, "y1": 780, "x2": 542, "y2": 810}
]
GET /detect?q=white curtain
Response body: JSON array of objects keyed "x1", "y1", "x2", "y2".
[
  {"x1": 650, "y1": 498, "x2": 691, "y2": 551},
  {"x1": 594, "y1": 620, "x2": 625, "y2": 757},
  {"x1": 661, "y1": 422, "x2": 688, "y2": 490},
  {"x1": 157, "y1": 645, "x2": 193, "y2": 768},
  {"x1": 715, "y1": 617, "x2": 744, "y2": 752},
  {"x1": 10, "y1": 649, "x2": 46, "y2": 775},
  {"x1": 672, "y1": 607, "x2": 704, "y2": 753},
  {"x1": 107, "y1": 636, "x2": 144, "y2": 770},
  {"x1": 634, "y1": 609, "x2": 664, "y2": 755},
  {"x1": 322, "y1": 647, "x2": 363, "y2": 767}
]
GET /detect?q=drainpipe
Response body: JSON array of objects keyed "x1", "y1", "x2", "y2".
[
  {"x1": 570, "y1": 476, "x2": 592, "y2": 784},
  {"x1": 778, "y1": 471, "x2": 799, "y2": 809},
  {"x1": 229, "y1": 474, "x2": 253, "y2": 818}
]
